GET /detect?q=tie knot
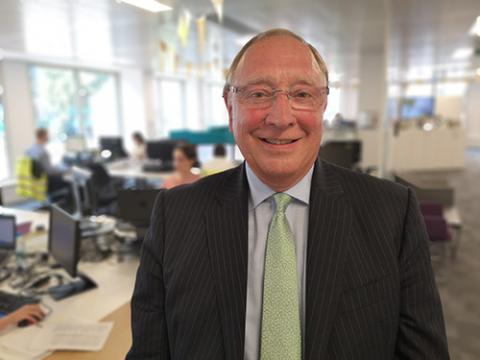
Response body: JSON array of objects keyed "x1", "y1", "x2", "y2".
[{"x1": 273, "y1": 193, "x2": 292, "y2": 214}]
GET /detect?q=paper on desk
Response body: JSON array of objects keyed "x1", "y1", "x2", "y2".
[
  {"x1": 0, "y1": 343, "x2": 51, "y2": 360},
  {"x1": 28, "y1": 321, "x2": 114, "y2": 352},
  {"x1": 0, "y1": 325, "x2": 52, "y2": 360}
]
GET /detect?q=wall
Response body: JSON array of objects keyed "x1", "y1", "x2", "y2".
[
  {"x1": 358, "y1": 51, "x2": 387, "y2": 173},
  {"x1": 435, "y1": 96, "x2": 462, "y2": 119},
  {"x1": 0, "y1": 60, "x2": 36, "y2": 176},
  {"x1": 465, "y1": 82, "x2": 480, "y2": 147},
  {"x1": 119, "y1": 67, "x2": 148, "y2": 150}
]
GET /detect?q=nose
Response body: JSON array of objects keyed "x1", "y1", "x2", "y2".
[{"x1": 264, "y1": 92, "x2": 296, "y2": 129}]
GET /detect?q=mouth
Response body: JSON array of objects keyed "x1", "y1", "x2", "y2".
[{"x1": 260, "y1": 137, "x2": 299, "y2": 145}]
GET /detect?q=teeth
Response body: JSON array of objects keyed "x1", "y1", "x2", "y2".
[{"x1": 263, "y1": 138, "x2": 295, "y2": 145}]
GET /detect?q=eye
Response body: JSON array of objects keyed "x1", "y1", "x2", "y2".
[
  {"x1": 292, "y1": 90, "x2": 313, "y2": 100},
  {"x1": 245, "y1": 89, "x2": 272, "y2": 99}
]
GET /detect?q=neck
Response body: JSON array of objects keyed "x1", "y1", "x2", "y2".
[
  {"x1": 256, "y1": 172, "x2": 304, "y2": 193},
  {"x1": 179, "y1": 169, "x2": 192, "y2": 177}
]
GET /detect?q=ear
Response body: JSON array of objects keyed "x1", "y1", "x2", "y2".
[{"x1": 224, "y1": 92, "x2": 234, "y2": 133}]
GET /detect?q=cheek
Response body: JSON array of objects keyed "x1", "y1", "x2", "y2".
[
  {"x1": 298, "y1": 114, "x2": 323, "y2": 134},
  {"x1": 232, "y1": 106, "x2": 265, "y2": 134}
]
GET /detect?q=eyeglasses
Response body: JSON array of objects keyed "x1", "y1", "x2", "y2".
[{"x1": 226, "y1": 84, "x2": 329, "y2": 111}]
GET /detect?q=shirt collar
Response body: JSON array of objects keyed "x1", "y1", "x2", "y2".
[{"x1": 245, "y1": 162, "x2": 313, "y2": 211}]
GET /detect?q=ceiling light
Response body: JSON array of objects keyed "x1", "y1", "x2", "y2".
[
  {"x1": 476, "y1": 68, "x2": 480, "y2": 77},
  {"x1": 452, "y1": 48, "x2": 473, "y2": 59},
  {"x1": 118, "y1": 0, "x2": 172, "y2": 13},
  {"x1": 470, "y1": 16, "x2": 480, "y2": 36}
]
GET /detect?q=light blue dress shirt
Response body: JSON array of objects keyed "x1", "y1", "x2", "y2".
[
  {"x1": 244, "y1": 163, "x2": 313, "y2": 360},
  {"x1": 25, "y1": 143, "x2": 61, "y2": 175}
]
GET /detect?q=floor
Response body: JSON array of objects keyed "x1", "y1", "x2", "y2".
[{"x1": 430, "y1": 150, "x2": 480, "y2": 360}]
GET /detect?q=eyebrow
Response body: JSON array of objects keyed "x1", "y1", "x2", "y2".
[{"x1": 237, "y1": 78, "x2": 320, "y2": 88}]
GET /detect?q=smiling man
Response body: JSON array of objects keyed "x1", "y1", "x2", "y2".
[{"x1": 127, "y1": 29, "x2": 449, "y2": 360}]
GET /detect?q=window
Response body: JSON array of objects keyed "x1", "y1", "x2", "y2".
[
  {"x1": 30, "y1": 65, "x2": 120, "y2": 161},
  {"x1": 0, "y1": 85, "x2": 9, "y2": 180},
  {"x1": 156, "y1": 78, "x2": 186, "y2": 136},
  {"x1": 78, "y1": 71, "x2": 121, "y2": 147},
  {"x1": 324, "y1": 86, "x2": 341, "y2": 122},
  {"x1": 204, "y1": 82, "x2": 228, "y2": 127}
]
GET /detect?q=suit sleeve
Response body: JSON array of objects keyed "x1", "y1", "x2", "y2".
[
  {"x1": 127, "y1": 191, "x2": 171, "y2": 359},
  {"x1": 395, "y1": 188, "x2": 450, "y2": 359}
]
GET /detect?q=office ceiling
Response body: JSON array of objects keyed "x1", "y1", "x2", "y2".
[{"x1": 0, "y1": 0, "x2": 479, "y2": 81}]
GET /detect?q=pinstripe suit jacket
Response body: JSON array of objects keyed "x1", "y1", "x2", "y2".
[{"x1": 127, "y1": 160, "x2": 449, "y2": 359}]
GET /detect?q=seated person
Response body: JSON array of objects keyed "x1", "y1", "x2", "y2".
[
  {"x1": 25, "y1": 128, "x2": 69, "y2": 195},
  {"x1": 26, "y1": 128, "x2": 64, "y2": 176},
  {"x1": 130, "y1": 132, "x2": 146, "y2": 160},
  {"x1": 202, "y1": 144, "x2": 236, "y2": 175},
  {"x1": 162, "y1": 143, "x2": 201, "y2": 189},
  {"x1": 0, "y1": 304, "x2": 45, "y2": 331}
]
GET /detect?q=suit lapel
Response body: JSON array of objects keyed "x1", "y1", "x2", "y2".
[
  {"x1": 205, "y1": 165, "x2": 249, "y2": 360},
  {"x1": 305, "y1": 161, "x2": 352, "y2": 359}
]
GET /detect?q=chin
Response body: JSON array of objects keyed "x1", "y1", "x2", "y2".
[{"x1": 256, "y1": 160, "x2": 304, "y2": 183}]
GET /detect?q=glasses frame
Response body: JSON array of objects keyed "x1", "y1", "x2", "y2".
[{"x1": 225, "y1": 84, "x2": 329, "y2": 111}]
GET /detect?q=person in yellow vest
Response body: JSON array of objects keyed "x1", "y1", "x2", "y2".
[{"x1": 25, "y1": 128, "x2": 69, "y2": 196}]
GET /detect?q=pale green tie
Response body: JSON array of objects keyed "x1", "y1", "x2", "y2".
[{"x1": 261, "y1": 193, "x2": 301, "y2": 360}]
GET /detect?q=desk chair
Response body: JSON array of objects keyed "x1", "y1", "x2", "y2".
[{"x1": 420, "y1": 202, "x2": 457, "y2": 266}]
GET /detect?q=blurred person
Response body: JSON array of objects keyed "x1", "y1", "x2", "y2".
[
  {"x1": 0, "y1": 304, "x2": 44, "y2": 331},
  {"x1": 202, "y1": 144, "x2": 236, "y2": 175},
  {"x1": 26, "y1": 128, "x2": 64, "y2": 176},
  {"x1": 25, "y1": 128, "x2": 69, "y2": 195},
  {"x1": 131, "y1": 131, "x2": 146, "y2": 160},
  {"x1": 161, "y1": 143, "x2": 201, "y2": 189},
  {"x1": 128, "y1": 29, "x2": 449, "y2": 359}
]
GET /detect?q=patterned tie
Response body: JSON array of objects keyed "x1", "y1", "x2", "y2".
[{"x1": 261, "y1": 193, "x2": 301, "y2": 360}]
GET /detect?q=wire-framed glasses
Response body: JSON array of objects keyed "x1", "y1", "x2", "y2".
[{"x1": 227, "y1": 84, "x2": 329, "y2": 110}]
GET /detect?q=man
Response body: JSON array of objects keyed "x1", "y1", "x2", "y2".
[
  {"x1": 128, "y1": 29, "x2": 449, "y2": 359},
  {"x1": 25, "y1": 128, "x2": 68, "y2": 195},
  {"x1": 26, "y1": 128, "x2": 61, "y2": 176}
]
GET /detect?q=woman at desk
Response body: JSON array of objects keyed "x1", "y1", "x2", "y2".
[
  {"x1": 130, "y1": 132, "x2": 146, "y2": 160},
  {"x1": 0, "y1": 304, "x2": 44, "y2": 330},
  {"x1": 162, "y1": 143, "x2": 201, "y2": 189}
]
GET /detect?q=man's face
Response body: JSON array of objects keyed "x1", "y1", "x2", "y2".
[{"x1": 226, "y1": 35, "x2": 327, "y2": 190}]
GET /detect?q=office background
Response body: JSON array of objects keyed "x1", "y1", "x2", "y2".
[{"x1": 0, "y1": 0, "x2": 479, "y2": 359}]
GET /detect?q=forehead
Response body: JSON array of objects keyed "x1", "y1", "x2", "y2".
[{"x1": 233, "y1": 35, "x2": 326, "y2": 86}]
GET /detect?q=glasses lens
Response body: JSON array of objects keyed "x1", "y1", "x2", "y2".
[{"x1": 233, "y1": 85, "x2": 327, "y2": 110}]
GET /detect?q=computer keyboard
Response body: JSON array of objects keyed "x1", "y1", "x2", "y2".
[{"x1": 0, "y1": 290, "x2": 40, "y2": 314}]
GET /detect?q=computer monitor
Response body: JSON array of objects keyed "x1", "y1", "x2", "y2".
[
  {"x1": 49, "y1": 204, "x2": 81, "y2": 278},
  {"x1": 319, "y1": 140, "x2": 361, "y2": 170},
  {"x1": 0, "y1": 215, "x2": 15, "y2": 263},
  {"x1": 99, "y1": 136, "x2": 127, "y2": 160},
  {"x1": 117, "y1": 189, "x2": 162, "y2": 229},
  {"x1": 146, "y1": 140, "x2": 178, "y2": 162},
  {"x1": 0, "y1": 215, "x2": 15, "y2": 251},
  {"x1": 48, "y1": 205, "x2": 96, "y2": 300}
]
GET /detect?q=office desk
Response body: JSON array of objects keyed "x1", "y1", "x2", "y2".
[
  {"x1": 107, "y1": 159, "x2": 172, "y2": 181},
  {"x1": 0, "y1": 206, "x2": 49, "y2": 231},
  {"x1": 0, "y1": 206, "x2": 139, "y2": 359},
  {"x1": 46, "y1": 302, "x2": 131, "y2": 360}
]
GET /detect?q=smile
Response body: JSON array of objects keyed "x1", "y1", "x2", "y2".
[{"x1": 260, "y1": 138, "x2": 299, "y2": 145}]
